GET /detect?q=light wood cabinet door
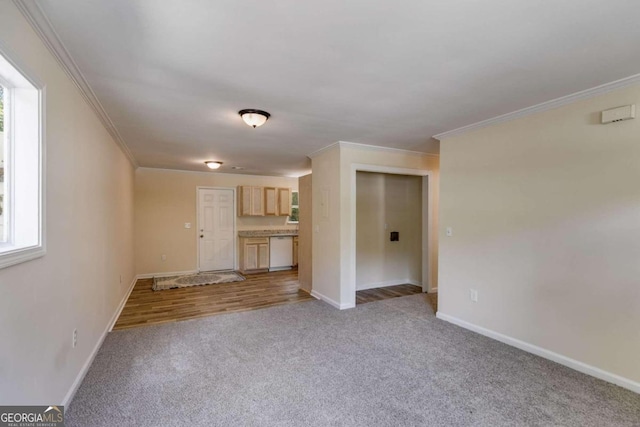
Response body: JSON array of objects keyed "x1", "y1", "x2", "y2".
[
  {"x1": 292, "y1": 237, "x2": 299, "y2": 267},
  {"x1": 239, "y1": 186, "x2": 252, "y2": 216},
  {"x1": 244, "y1": 244, "x2": 258, "y2": 270},
  {"x1": 258, "y1": 243, "x2": 270, "y2": 269},
  {"x1": 250, "y1": 187, "x2": 264, "y2": 216},
  {"x1": 278, "y1": 188, "x2": 291, "y2": 216},
  {"x1": 264, "y1": 187, "x2": 277, "y2": 215},
  {"x1": 238, "y1": 186, "x2": 265, "y2": 216}
]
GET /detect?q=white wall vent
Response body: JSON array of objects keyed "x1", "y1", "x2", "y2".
[{"x1": 601, "y1": 104, "x2": 635, "y2": 124}]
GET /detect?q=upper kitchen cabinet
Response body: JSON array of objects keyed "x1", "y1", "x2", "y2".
[
  {"x1": 264, "y1": 187, "x2": 278, "y2": 216},
  {"x1": 238, "y1": 186, "x2": 292, "y2": 217},
  {"x1": 267, "y1": 187, "x2": 291, "y2": 216},
  {"x1": 277, "y1": 188, "x2": 291, "y2": 217},
  {"x1": 238, "y1": 186, "x2": 265, "y2": 216}
]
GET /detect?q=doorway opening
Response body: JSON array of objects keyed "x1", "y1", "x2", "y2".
[
  {"x1": 355, "y1": 171, "x2": 423, "y2": 305},
  {"x1": 348, "y1": 164, "x2": 436, "y2": 311}
]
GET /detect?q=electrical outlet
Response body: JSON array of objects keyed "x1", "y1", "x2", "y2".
[
  {"x1": 184, "y1": 223, "x2": 192, "y2": 229},
  {"x1": 470, "y1": 289, "x2": 478, "y2": 302},
  {"x1": 161, "y1": 254, "x2": 167, "y2": 261},
  {"x1": 72, "y1": 329, "x2": 78, "y2": 348}
]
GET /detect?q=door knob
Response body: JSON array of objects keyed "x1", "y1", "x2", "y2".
[{"x1": 200, "y1": 235, "x2": 204, "y2": 238}]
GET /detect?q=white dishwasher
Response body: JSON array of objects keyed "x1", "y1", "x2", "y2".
[{"x1": 269, "y1": 236, "x2": 293, "y2": 271}]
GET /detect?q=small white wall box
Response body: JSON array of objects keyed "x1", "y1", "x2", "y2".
[{"x1": 601, "y1": 104, "x2": 635, "y2": 124}]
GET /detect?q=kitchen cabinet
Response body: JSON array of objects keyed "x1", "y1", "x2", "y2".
[
  {"x1": 240, "y1": 237, "x2": 270, "y2": 273},
  {"x1": 237, "y1": 186, "x2": 292, "y2": 217},
  {"x1": 277, "y1": 188, "x2": 291, "y2": 217},
  {"x1": 292, "y1": 236, "x2": 299, "y2": 267},
  {"x1": 264, "y1": 187, "x2": 277, "y2": 215},
  {"x1": 238, "y1": 186, "x2": 264, "y2": 216},
  {"x1": 266, "y1": 187, "x2": 290, "y2": 216}
]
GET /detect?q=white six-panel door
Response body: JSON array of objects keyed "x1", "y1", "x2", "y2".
[{"x1": 198, "y1": 188, "x2": 235, "y2": 271}]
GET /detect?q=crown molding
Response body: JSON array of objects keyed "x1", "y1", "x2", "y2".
[
  {"x1": 13, "y1": 0, "x2": 138, "y2": 168},
  {"x1": 136, "y1": 166, "x2": 305, "y2": 180},
  {"x1": 338, "y1": 141, "x2": 439, "y2": 157},
  {"x1": 307, "y1": 141, "x2": 341, "y2": 159},
  {"x1": 433, "y1": 73, "x2": 640, "y2": 141},
  {"x1": 308, "y1": 141, "x2": 439, "y2": 159}
]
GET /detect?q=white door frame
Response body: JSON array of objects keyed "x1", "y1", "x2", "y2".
[
  {"x1": 196, "y1": 186, "x2": 237, "y2": 272},
  {"x1": 350, "y1": 164, "x2": 435, "y2": 303}
]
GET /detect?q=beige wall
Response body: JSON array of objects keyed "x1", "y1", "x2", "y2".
[
  {"x1": 311, "y1": 146, "x2": 342, "y2": 304},
  {"x1": 438, "y1": 84, "x2": 640, "y2": 386},
  {"x1": 312, "y1": 143, "x2": 439, "y2": 308},
  {"x1": 356, "y1": 172, "x2": 422, "y2": 289},
  {"x1": 298, "y1": 174, "x2": 312, "y2": 291},
  {"x1": 0, "y1": 3, "x2": 135, "y2": 405},
  {"x1": 135, "y1": 168, "x2": 298, "y2": 275}
]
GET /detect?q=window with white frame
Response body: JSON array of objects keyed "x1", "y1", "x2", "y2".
[
  {"x1": 288, "y1": 191, "x2": 299, "y2": 223},
  {"x1": 0, "y1": 84, "x2": 6, "y2": 242},
  {"x1": 0, "y1": 49, "x2": 44, "y2": 269}
]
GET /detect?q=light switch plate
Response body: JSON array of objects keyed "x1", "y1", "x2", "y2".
[
  {"x1": 185, "y1": 223, "x2": 192, "y2": 229},
  {"x1": 446, "y1": 227, "x2": 453, "y2": 237}
]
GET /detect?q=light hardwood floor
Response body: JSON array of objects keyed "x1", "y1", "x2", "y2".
[
  {"x1": 356, "y1": 284, "x2": 438, "y2": 312},
  {"x1": 113, "y1": 269, "x2": 313, "y2": 330},
  {"x1": 356, "y1": 284, "x2": 424, "y2": 305},
  {"x1": 114, "y1": 272, "x2": 438, "y2": 330}
]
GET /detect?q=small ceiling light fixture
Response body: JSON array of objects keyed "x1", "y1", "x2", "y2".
[
  {"x1": 204, "y1": 161, "x2": 223, "y2": 169},
  {"x1": 239, "y1": 109, "x2": 270, "y2": 128}
]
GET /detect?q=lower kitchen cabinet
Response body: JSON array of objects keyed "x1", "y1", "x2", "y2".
[
  {"x1": 240, "y1": 237, "x2": 270, "y2": 273},
  {"x1": 292, "y1": 236, "x2": 299, "y2": 267}
]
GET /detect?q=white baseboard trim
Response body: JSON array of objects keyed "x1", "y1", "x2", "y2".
[
  {"x1": 136, "y1": 269, "x2": 198, "y2": 279},
  {"x1": 356, "y1": 278, "x2": 421, "y2": 291},
  {"x1": 311, "y1": 290, "x2": 355, "y2": 310},
  {"x1": 62, "y1": 275, "x2": 138, "y2": 407},
  {"x1": 436, "y1": 312, "x2": 640, "y2": 394}
]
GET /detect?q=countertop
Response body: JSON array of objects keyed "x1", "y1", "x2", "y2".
[{"x1": 238, "y1": 229, "x2": 299, "y2": 238}]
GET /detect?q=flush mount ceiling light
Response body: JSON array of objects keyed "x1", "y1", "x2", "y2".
[
  {"x1": 239, "y1": 109, "x2": 270, "y2": 128},
  {"x1": 204, "y1": 161, "x2": 223, "y2": 169}
]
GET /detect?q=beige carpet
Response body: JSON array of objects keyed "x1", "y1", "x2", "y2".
[
  {"x1": 152, "y1": 271, "x2": 245, "y2": 291},
  {"x1": 66, "y1": 294, "x2": 640, "y2": 426}
]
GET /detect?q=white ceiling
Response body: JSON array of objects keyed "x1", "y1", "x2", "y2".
[{"x1": 37, "y1": 0, "x2": 640, "y2": 176}]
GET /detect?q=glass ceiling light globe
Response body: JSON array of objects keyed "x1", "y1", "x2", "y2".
[
  {"x1": 239, "y1": 109, "x2": 270, "y2": 128},
  {"x1": 205, "y1": 161, "x2": 222, "y2": 169}
]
